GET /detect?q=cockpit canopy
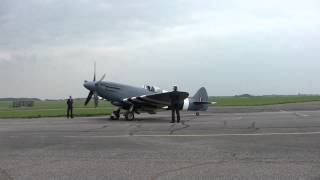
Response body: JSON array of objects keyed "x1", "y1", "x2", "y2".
[{"x1": 143, "y1": 85, "x2": 168, "y2": 93}]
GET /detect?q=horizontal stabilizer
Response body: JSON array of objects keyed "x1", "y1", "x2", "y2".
[
  {"x1": 193, "y1": 102, "x2": 210, "y2": 105},
  {"x1": 193, "y1": 101, "x2": 216, "y2": 105}
]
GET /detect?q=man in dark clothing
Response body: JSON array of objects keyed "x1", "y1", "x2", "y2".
[
  {"x1": 170, "y1": 86, "x2": 180, "y2": 123},
  {"x1": 67, "y1": 96, "x2": 74, "y2": 119}
]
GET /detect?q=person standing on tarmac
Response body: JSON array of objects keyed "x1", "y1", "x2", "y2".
[
  {"x1": 170, "y1": 86, "x2": 180, "y2": 123},
  {"x1": 67, "y1": 96, "x2": 74, "y2": 119}
]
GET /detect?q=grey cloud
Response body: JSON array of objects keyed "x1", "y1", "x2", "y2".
[
  {"x1": 0, "y1": 0, "x2": 186, "y2": 49},
  {"x1": 1, "y1": 0, "x2": 320, "y2": 98}
]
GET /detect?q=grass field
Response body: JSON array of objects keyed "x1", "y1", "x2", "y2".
[
  {"x1": 0, "y1": 100, "x2": 115, "y2": 118},
  {"x1": 209, "y1": 95, "x2": 320, "y2": 106},
  {"x1": 1, "y1": 95, "x2": 320, "y2": 118}
]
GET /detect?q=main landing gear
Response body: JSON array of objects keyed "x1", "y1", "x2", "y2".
[
  {"x1": 110, "y1": 109, "x2": 120, "y2": 120},
  {"x1": 110, "y1": 108, "x2": 135, "y2": 121},
  {"x1": 124, "y1": 104, "x2": 135, "y2": 121},
  {"x1": 124, "y1": 111, "x2": 135, "y2": 121}
]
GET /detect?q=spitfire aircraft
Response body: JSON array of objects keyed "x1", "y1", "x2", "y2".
[{"x1": 83, "y1": 65, "x2": 212, "y2": 121}]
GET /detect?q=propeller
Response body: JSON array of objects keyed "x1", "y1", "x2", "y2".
[
  {"x1": 84, "y1": 62, "x2": 105, "y2": 107},
  {"x1": 99, "y1": 73, "x2": 106, "y2": 82},
  {"x1": 94, "y1": 91, "x2": 98, "y2": 107},
  {"x1": 84, "y1": 91, "x2": 93, "y2": 106},
  {"x1": 93, "y1": 61, "x2": 96, "y2": 81}
]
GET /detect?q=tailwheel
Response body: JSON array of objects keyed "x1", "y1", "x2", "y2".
[{"x1": 124, "y1": 112, "x2": 135, "y2": 121}]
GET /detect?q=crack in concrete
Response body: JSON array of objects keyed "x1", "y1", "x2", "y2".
[
  {"x1": 169, "y1": 124, "x2": 190, "y2": 135},
  {"x1": 150, "y1": 158, "x2": 320, "y2": 180},
  {"x1": 0, "y1": 168, "x2": 14, "y2": 180},
  {"x1": 169, "y1": 118, "x2": 193, "y2": 135},
  {"x1": 129, "y1": 123, "x2": 142, "y2": 136},
  {"x1": 150, "y1": 160, "x2": 223, "y2": 180},
  {"x1": 81, "y1": 125, "x2": 108, "y2": 132}
]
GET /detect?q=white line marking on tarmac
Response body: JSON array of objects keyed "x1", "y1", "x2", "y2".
[
  {"x1": 295, "y1": 112, "x2": 310, "y2": 117},
  {"x1": 64, "y1": 131, "x2": 320, "y2": 138},
  {"x1": 279, "y1": 110, "x2": 310, "y2": 117},
  {"x1": 231, "y1": 117, "x2": 243, "y2": 120}
]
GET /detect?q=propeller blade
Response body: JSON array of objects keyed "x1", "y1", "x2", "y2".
[
  {"x1": 99, "y1": 74, "x2": 106, "y2": 82},
  {"x1": 94, "y1": 92, "x2": 98, "y2": 107},
  {"x1": 93, "y1": 62, "x2": 96, "y2": 81},
  {"x1": 84, "y1": 91, "x2": 93, "y2": 106}
]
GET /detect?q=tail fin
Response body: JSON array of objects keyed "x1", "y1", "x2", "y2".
[
  {"x1": 193, "y1": 87, "x2": 208, "y2": 103},
  {"x1": 183, "y1": 87, "x2": 211, "y2": 111},
  {"x1": 190, "y1": 87, "x2": 210, "y2": 111}
]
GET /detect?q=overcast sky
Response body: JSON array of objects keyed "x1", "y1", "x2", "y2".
[{"x1": 1, "y1": 0, "x2": 320, "y2": 99}]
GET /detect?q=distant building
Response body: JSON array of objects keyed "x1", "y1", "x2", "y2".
[
  {"x1": 235, "y1": 94, "x2": 253, "y2": 98},
  {"x1": 12, "y1": 101, "x2": 34, "y2": 108}
]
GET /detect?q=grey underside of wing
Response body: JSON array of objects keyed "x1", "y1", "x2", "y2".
[{"x1": 124, "y1": 91, "x2": 189, "y2": 108}]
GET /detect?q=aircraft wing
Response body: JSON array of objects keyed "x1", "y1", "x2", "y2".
[{"x1": 123, "y1": 91, "x2": 189, "y2": 108}]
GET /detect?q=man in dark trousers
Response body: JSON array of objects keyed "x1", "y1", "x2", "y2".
[
  {"x1": 170, "y1": 86, "x2": 181, "y2": 123},
  {"x1": 67, "y1": 96, "x2": 74, "y2": 119}
]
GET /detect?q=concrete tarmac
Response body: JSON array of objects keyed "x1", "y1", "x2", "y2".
[{"x1": 1, "y1": 106, "x2": 320, "y2": 180}]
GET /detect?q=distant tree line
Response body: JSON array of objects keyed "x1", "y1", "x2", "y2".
[
  {"x1": 0, "y1": 98, "x2": 40, "y2": 101},
  {"x1": 234, "y1": 94, "x2": 253, "y2": 98}
]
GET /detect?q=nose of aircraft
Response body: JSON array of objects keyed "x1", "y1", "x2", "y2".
[{"x1": 83, "y1": 81, "x2": 96, "y2": 91}]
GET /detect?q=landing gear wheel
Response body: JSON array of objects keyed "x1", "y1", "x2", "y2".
[
  {"x1": 196, "y1": 112, "x2": 200, "y2": 116},
  {"x1": 124, "y1": 112, "x2": 135, "y2": 121}
]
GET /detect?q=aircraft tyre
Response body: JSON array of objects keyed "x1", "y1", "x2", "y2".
[
  {"x1": 124, "y1": 112, "x2": 134, "y2": 121},
  {"x1": 196, "y1": 112, "x2": 200, "y2": 116}
]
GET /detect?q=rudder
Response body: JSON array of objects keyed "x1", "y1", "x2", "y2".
[{"x1": 193, "y1": 87, "x2": 208, "y2": 102}]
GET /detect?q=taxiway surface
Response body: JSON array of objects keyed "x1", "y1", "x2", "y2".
[{"x1": 1, "y1": 106, "x2": 320, "y2": 180}]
